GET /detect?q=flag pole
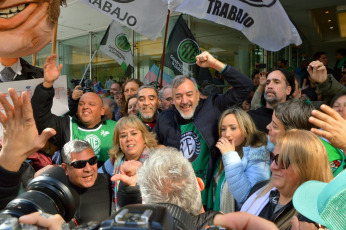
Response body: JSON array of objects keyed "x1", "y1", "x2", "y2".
[
  {"x1": 80, "y1": 45, "x2": 100, "y2": 84},
  {"x1": 158, "y1": 9, "x2": 170, "y2": 88},
  {"x1": 33, "y1": 53, "x2": 37, "y2": 66},
  {"x1": 52, "y1": 21, "x2": 58, "y2": 54}
]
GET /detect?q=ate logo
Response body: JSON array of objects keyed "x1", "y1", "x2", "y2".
[
  {"x1": 239, "y1": 0, "x2": 277, "y2": 7},
  {"x1": 180, "y1": 131, "x2": 201, "y2": 162},
  {"x1": 115, "y1": 34, "x2": 131, "y2": 52},
  {"x1": 85, "y1": 134, "x2": 101, "y2": 153},
  {"x1": 177, "y1": 39, "x2": 200, "y2": 65},
  {"x1": 112, "y1": 0, "x2": 135, "y2": 3}
]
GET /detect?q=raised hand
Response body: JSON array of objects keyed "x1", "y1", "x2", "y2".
[
  {"x1": 307, "y1": 61, "x2": 327, "y2": 84},
  {"x1": 309, "y1": 104, "x2": 346, "y2": 153},
  {"x1": 0, "y1": 89, "x2": 56, "y2": 172},
  {"x1": 196, "y1": 51, "x2": 226, "y2": 71},
  {"x1": 43, "y1": 54, "x2": 63, "y2": 88}
]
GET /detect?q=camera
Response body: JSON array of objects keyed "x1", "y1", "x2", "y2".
[
  {"x1": 70, "y1": 79, "x2": 93, "y2": 93},
  {"x1": 1, "y1": 167, "x2": 77, "y2": 225},
  {"x1": 72, "y1": 204, "x2": 226, "y2": 230}
]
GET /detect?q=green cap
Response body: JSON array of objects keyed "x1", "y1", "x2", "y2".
[{"x1": 293, "y1": 170, "x2": 346, "y2": 230}]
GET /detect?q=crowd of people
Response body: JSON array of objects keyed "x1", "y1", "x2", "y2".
[{"x1": 0, "y1": 49, "x2": 345, "y2": 230}]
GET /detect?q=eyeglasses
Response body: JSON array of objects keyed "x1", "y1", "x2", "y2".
[
  {"x1": 269, "y1": 151, "x2": 290, "y2": 169},
  {"x1": 68, "y1": 156, "x2": 97, "y2": 169}
]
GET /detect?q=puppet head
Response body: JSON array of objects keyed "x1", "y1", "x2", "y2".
[{"x1": 0, "y1": 0, "x2": 66, "y2": 58}]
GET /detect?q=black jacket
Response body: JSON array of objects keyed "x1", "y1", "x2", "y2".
[
  {"x1": 0, "y1": 164, "x2": 26, "y2": 209},
  {"x1": 31, "y1": 83, "x2": 110, "y2": 150},
  {"x1": 153, "y1": 65, "x2": 253, "y2": 186},
  {"x1": 6, "y1": 58, "x2": 43, "y2": 81}
]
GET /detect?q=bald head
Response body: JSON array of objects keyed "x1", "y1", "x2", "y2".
[{"x1": 77, "y1": 92, "x2": 105, "y2": 128}]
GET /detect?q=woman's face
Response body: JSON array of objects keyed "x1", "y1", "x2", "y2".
[
  {"x1": 128, "y1": 98, "x2": 139, "y2": 115},
  {"x1": 270, "y1": 145, "x2": 300, "y2": 197},
  {"x1": 332, "y1": 95, "x2": 346, "y2": 119},
  {"x1": 124, "y1": 82, "x2": 139, "y2": 101},
  {"x1": 266, "y1": 112, "x2": 285, "y2": 144},
  {"x1": 220, "y1": 114, "x2": 245, "y2": 148},
  {"x1": 119, "y1": 126, "x2": 145, "y2": 161}
]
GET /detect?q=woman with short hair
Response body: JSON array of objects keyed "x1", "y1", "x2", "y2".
[{"x1": 98, "y1": 115, "x2": 158, "y2": 210}]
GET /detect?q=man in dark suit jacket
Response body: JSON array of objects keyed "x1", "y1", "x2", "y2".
[{"x1": 0, "y1": 57, "x2": 43, "y2": 82}]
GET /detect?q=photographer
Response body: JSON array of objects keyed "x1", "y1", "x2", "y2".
[{"x1": 31, "y1": 55, "x2": 116, "y2": 166}]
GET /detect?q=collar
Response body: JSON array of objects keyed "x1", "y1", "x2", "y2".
[{"x1": 0, "y1": 59, "x2": 22, "y2": 76}]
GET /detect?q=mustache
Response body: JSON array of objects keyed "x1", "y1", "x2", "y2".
[{"x1": 265, "y1": 90, "x2": 276, "y2": 95}]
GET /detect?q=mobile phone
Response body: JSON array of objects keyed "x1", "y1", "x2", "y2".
[{"x1": 257, "y1": 63, "x2": 267, "y2": 69}]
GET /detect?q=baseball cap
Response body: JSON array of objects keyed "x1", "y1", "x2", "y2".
[{"x1": 293, "y1": 170, "x2": 346, "y2": 230}]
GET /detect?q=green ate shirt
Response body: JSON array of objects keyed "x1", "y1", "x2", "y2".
[
  {"x1": 180, "y1": 122, "x2": 215, "y2": 209},
  {"x1": 71, "y1": 117, "x2": 116, "y2": 162}
]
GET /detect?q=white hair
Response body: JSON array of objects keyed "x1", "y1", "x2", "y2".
[
  {"x1": 137, "y1": 147, "x2": 202, "y2": 216},
  {"x1": 61, "y1": 139, "x2": 92, "y2": 164}
]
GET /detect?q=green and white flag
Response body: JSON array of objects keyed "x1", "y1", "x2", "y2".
[
  {"x1": 79, "y1": 0, "x2": 168, "y2": 41},
  {"x1": 99, "y1": 20, "x2": 134, "y2": 77}
]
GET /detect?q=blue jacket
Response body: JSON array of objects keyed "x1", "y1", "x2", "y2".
[
  {"x1": 153, "y1": 65, "x2": 253, "y2": 186},
  {"x1": 223, "y1": 142, "x2": 274, "y2": 207}
]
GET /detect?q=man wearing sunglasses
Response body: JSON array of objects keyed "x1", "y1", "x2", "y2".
[{"x1": 60, "y1": 139, "x2": 112, "y2": 226}]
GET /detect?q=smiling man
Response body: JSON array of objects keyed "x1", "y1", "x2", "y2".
[
  {"x1": 136, "y1": 85, "x2": 161, "y2": 131},
  {"x1": 32, "y1": 55, "x2": 116, "y2": 166},
  {"x1": 60, "y1": 139, "x2": 112, "y2": 225},
  {"x1": 0, "y1": 0, "x2": 66, "y2": 58},
  {"x1": 154, "y1": 51, "x2": 253, "y2": 210}
]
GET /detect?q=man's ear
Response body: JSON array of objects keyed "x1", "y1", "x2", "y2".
[
  {"x1": 61, "y1": 163, "x2": 69, "y2": 175},
  {"x1": 286, "y1": 85, "x2": 292, "y2": 96},
  {"x1": 196, "y1": 177, "x2": 205, "y2": 192},
  {"x1": 101, "y1": 106, "x2": 105, "y2": 116}
]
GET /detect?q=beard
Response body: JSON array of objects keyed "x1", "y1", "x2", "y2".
[
  {"x1": 140, "y1": 106, "x2": 157, "y2": 121},
  {"x1": 264, "y1": 90, "x2": 279, "y2": 106},
  {"x1": 176, "y1": 102, "x2": 197, "y2": 120}
]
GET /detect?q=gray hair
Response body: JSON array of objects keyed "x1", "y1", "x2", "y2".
[
  {"x1": 137, "y1": 85, "x2": 159, "y2": 98},
  {"x1": 61, "y1": 140, "x2": 93, "y2": 164},
  {"x1": 137, "y1": 147, "x2": 202, "y2": 216},
  {"x1": 158, "y1": 85, "x2": 172, "y2": 100},
  {"x1": 172, "y1": 75, "x2": 198, "y2": 91},
  {"x1": 102, "y1": 97, "x2": 116, "y2": 111},
  {"x1": 274, "y1": 98, "x2": 315, "y2": 131}
]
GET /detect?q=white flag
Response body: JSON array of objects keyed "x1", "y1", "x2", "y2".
[
  {"x1": 79, "y1": 0, "x2": 168, "y2": 41},
  {"x1": 99, "y1": 20, "x2": 134, "y2": 77},
  {"x1": 168, "y1": 0, "x2": 302, "y2": 51}
]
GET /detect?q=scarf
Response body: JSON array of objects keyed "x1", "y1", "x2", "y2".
[
  {"x1": 240, "y1": 186, "x2": 276, "y2": 216},
  {"x1": 111, "y1": 147, "x2": 150, "y2": 211}
]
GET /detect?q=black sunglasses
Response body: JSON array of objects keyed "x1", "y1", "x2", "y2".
[
  {"x1": 68, "y1": 156, "x2": 97, "y2": 169},
  {"x1": 269, "y1": 151, "x2": 290, "y2": 169}
]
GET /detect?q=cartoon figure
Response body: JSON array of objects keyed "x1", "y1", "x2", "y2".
[{"x1": 0, "y1": 0, "x2": 66, "y2": 58}]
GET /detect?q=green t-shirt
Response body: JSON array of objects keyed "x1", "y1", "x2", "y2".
[
  {"x1": 71, "y1": 117, "x2": 116, "y2": 162},
  {"x1": 320, "y1": 138, "x2": 346, "y2": 177},
  {"x1": 180, "y1": 122, "x2": 215, "y2": 209}
]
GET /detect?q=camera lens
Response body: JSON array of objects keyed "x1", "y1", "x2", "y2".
[{"x1": 1, "y1": 167, "x2": 77, "y2": 222}]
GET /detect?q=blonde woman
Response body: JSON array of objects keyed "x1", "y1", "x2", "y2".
[
  {"x1": 241, "y1": 130, "x2": 333, "y2": 230},
  {"x1": 215, "y1": 107, "x2": 271, "y2": 212},
  {"x1": 98, "y1": 115, "x2": 159, "y2": 209}
]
